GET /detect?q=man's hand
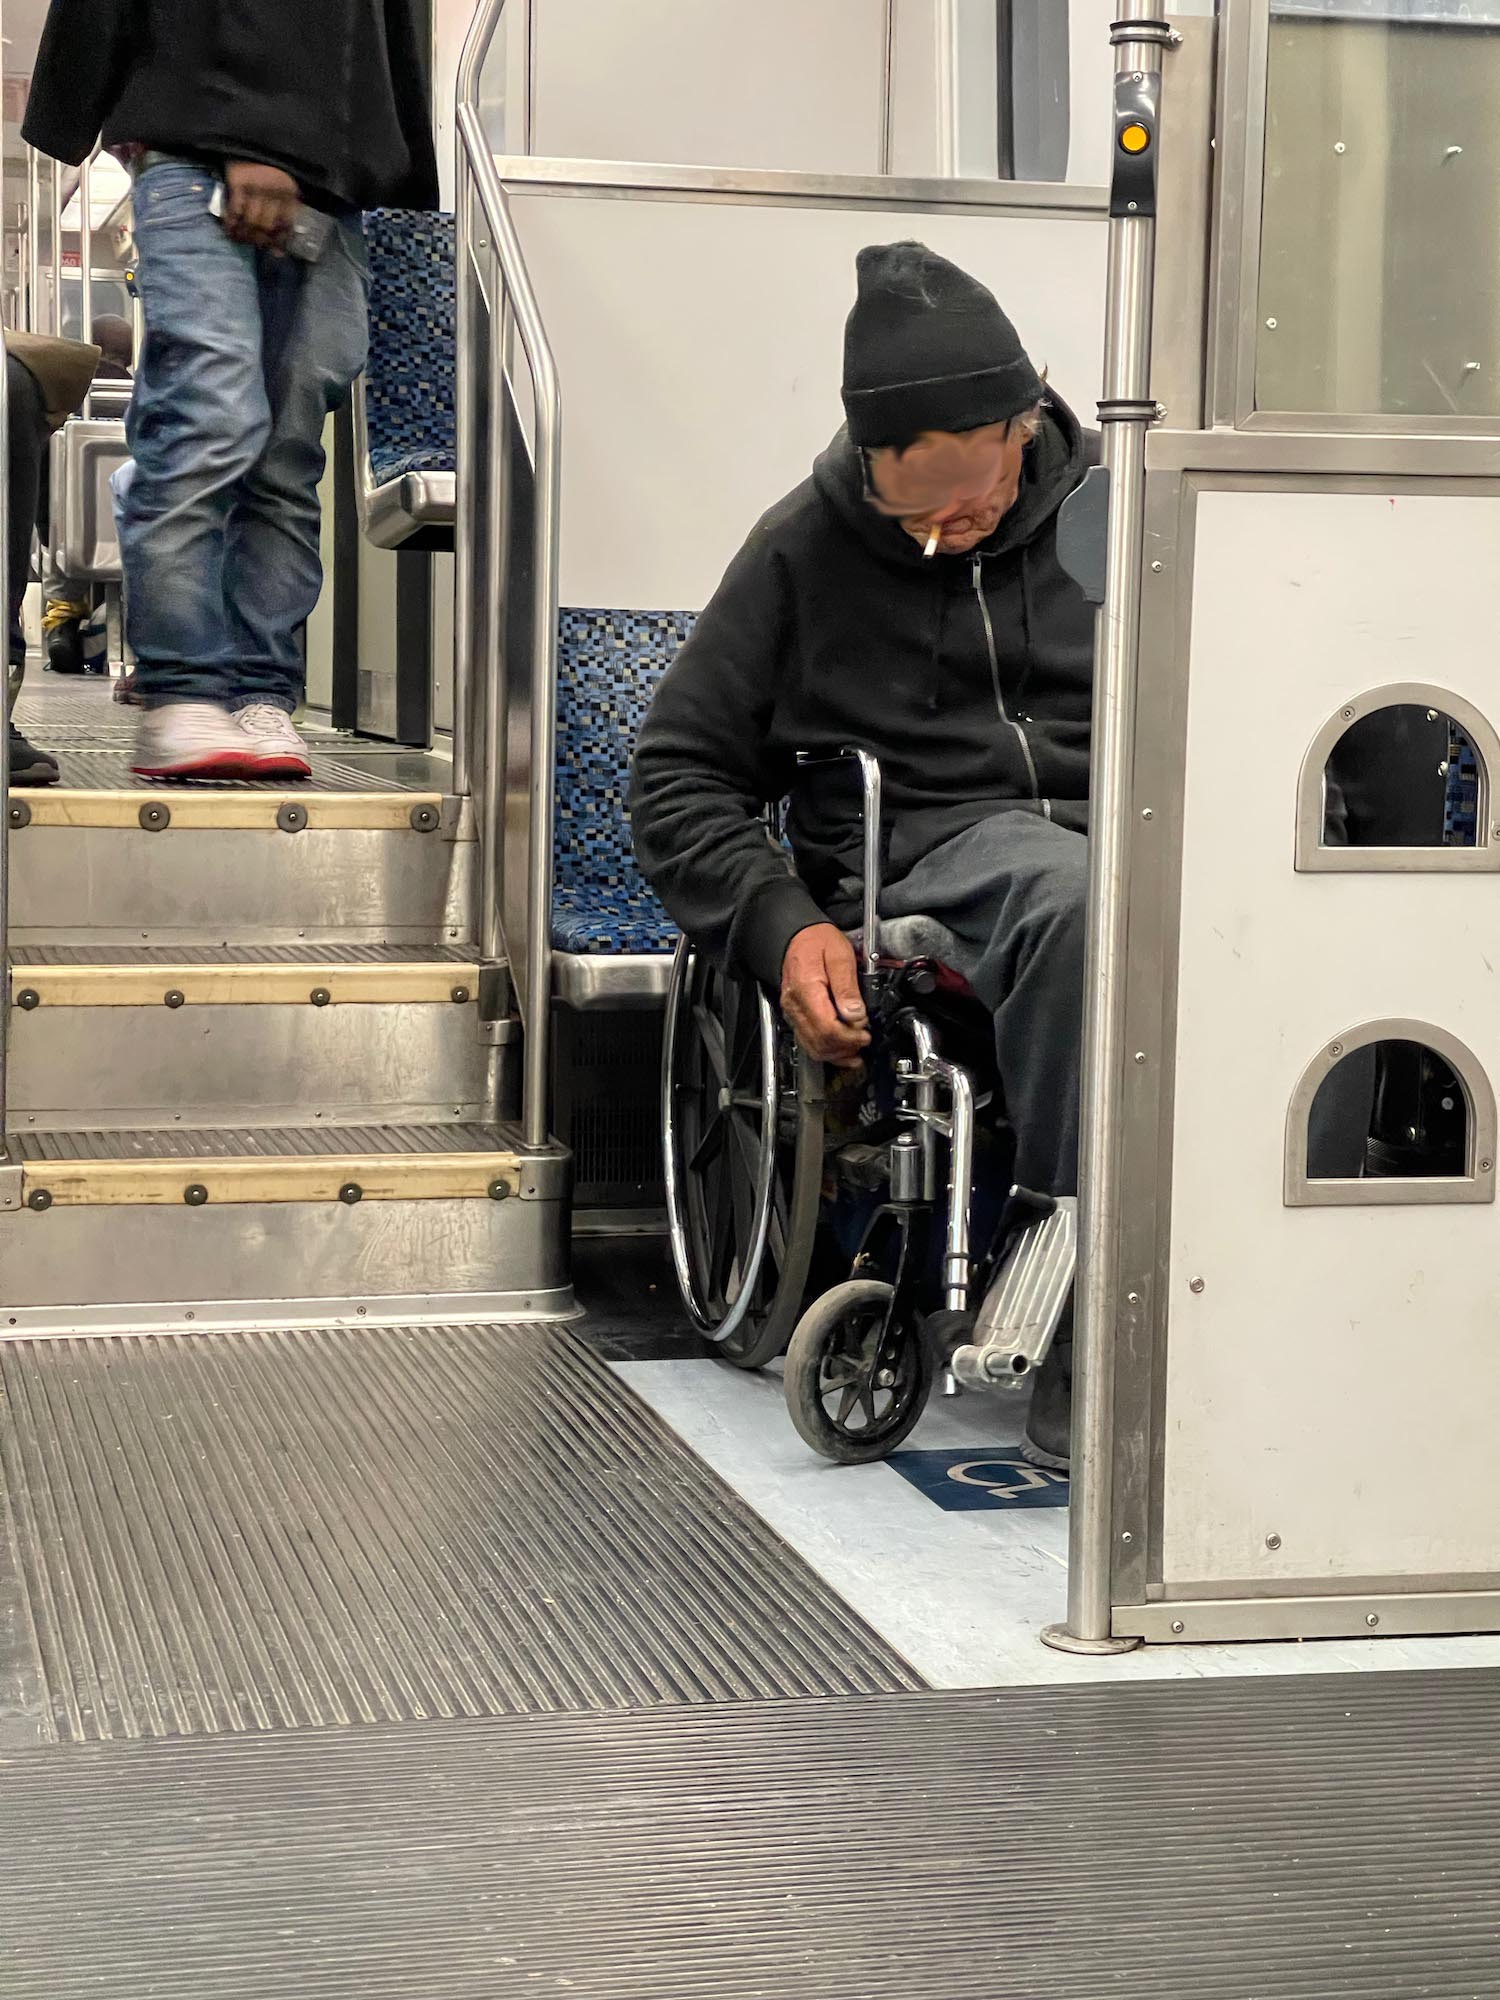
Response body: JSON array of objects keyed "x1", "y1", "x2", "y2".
[
  {"x1": 223, "y1": 162, "x2": 300, "y2": 251},
  {"x1": 780, "y1": 923, "x2": 870, "y2": 1070}
]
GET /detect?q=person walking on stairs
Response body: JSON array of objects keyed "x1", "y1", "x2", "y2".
[{"x1": 23, "y1": 0, "x2": 440, "y2": 781}]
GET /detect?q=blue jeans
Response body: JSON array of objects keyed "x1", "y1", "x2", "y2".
[{"x1": 120, "y1": 162, "x2": 369, "y2": 711}]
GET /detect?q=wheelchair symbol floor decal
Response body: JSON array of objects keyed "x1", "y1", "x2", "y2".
[{"x1": 887, "y1": 1448, "x2": 1069, "y2": 1511}]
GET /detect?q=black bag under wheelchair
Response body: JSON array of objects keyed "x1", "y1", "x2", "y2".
[{"x1": 661, "y1": 749, "x2": 1074, "y2": 1462}]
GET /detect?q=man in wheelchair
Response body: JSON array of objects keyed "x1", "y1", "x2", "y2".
[{"x1": 631, "y1": 242, "x2": 1096, "y2": 1468}]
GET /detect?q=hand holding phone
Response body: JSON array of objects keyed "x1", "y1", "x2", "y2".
[{"x1": 221, "y1": 162, "x2": 299, "y2": 252}]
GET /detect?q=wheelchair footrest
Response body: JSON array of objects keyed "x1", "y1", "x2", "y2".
[{"x1": 951, "y1": 1194, "x2": 1077, "y2": 1392}]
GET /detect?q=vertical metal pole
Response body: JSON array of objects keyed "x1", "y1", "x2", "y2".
[
  {"x1": 452, "y1": 171, "x2": 476, "y2": 798},
  {"x1": 78, "y1": 148, "x2": 94, "y2": 357},
  {"x1": 1043, "y1": 0, "x2": 1167, "y2": 1658},
  {"x1": 478, "y1": 259, "x2": 508, "y2": 971},
  {"x1": 48, "y1": 157, "x2": 62, "y2": 335},
  {"x1": 25, "y1": 150, "x2": 40, "y2": 332},
  {"x1": 0, "y1": 0, "x2": 12, "y2": 1141},
  {"x1": 878, "y1": 0, "x2": 896, "y2": 172}
]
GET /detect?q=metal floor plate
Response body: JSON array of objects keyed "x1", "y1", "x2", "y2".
[
  {"x1": 7, "y1": 1121, "x2": 520, "y2": 1161},
  {"x1": 5, "y1": 1670, "x2": 1500, "y2": 1996},
  {"x1": 48, "y1": 748, "x2": 431, "y2": 792},
  {"x1": 0, "y1": 1321, "x2": 918, "y2": 1742},
  {"x1": 10, "y1": 941, "x2": 475, "y2": 965}
]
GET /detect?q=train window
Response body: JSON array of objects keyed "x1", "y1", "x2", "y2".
[
  {"x1": 1286, "y1": 1022, "x2": 1496, "y2": 1207},
  {"x1": 1295, "y1": 685, "x2": 1500, "y2": 871},
  {"x1": 1259, "y1": 2, "x2": 1500, "y2": 420}
]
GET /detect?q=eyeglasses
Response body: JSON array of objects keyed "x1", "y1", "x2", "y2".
[{"x1": 859, "y1": 409, "x2": 1043, "y2": 524}]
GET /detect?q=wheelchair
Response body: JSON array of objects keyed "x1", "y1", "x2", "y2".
[{"x1": 662, "y1": 749, "x2": 1075, "y2": 1463}]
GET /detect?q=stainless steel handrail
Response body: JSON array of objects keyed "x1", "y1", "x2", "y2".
[
  {"x1": 1, "y1": 1, "x2": 12, "y2": 1142},
  {"x1": 457, "y1": 0, "x2": 562, "y2": 1151}
]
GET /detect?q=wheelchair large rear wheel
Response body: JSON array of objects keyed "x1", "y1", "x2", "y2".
[{"x1": 663, "y1": 937, "x2": 825, "y2": 1369}]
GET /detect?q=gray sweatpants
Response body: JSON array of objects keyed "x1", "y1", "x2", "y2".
[{"x1": 880, "y1": 809, "x2": 1085, "y2": 1199}]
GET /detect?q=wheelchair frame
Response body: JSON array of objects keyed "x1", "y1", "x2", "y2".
[{"x1": 662, "y1": 747, "x2": 1074, "y2": 1460}]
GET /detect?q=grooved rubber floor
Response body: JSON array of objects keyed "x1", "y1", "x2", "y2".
[
  {"x1": 5, "y1": 1671, "x2": 1499, "y2": 1997},
  {"x1": 49, "y1": 749, "x2": 430, "y2": 792},
  {"x1": 0, "y1": 1322, "x2": 917, "y2": 1742}
]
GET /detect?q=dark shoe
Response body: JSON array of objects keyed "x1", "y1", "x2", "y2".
[
  {"x1": 10, "y1": 725, "x2": 59, "y2": 786},
  {"x1": 1021, "y1": 1341, "x2": 1071, "y2": 1471},
  {"x1": 45, "y1": 620, "x2": 86, "y2": 675}
]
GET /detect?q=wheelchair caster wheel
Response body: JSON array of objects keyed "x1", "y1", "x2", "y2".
[{"x1": 784, "y1": 1278, "x2": 934, "y2": 1464}]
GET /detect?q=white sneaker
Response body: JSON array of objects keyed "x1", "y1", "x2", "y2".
[
  {"x1": 234, "y1": 704, "x2": 313, "y2": 779},
  {"x1": 132, "y1": 702, "x2": 257, "y2": 781}
]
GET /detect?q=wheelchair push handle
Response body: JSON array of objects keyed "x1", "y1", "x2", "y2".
[{"x1": 793, "y1": 746, "x2": 884, "y2": 981}]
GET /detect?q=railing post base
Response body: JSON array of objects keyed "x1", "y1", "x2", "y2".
[{"x1": 1040, "y1": 1624, "x2": 1142, "y2": 1657}]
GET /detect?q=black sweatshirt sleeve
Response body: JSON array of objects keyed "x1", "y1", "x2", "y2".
[
  {"x1": 22, "y1": 0, "x2": 132, "y2": 165},
  {"x1": 629, "y1": 526, "x2": 828, "y2": 989}
]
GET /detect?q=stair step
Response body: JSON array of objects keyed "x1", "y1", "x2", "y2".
[
  {"x1": 12, "y1": 1119, "x2": 529, "y2": 1208},
  {"x1": 11, "y1": 785, "x2": 447, "y2": 832},
  {"x1": 7, "y1": 946, "x2": 501, "y2": 1128},
  {"x1": 0, "y1": 1124, "x2": 570, "y2": 1323}
]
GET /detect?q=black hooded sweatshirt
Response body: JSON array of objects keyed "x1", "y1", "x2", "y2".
[
  {"x1": 22, "y1": 0, "x2": 439, "y2": 214},
  {"x1": 629, "y1": 398, "x2": 1098, "y2": 990}
]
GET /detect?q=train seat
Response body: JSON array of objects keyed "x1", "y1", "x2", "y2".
[
  {"x1": 551, "y1": 607, "x2": 694, "y2": 1008},
  {"x1": 356, "y1": 208, "x2": 457, "y2": 551}
]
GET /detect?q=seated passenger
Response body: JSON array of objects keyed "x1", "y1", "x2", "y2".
[{"x1": 630, "y1": 242, "x2": 1096, "y2": 1467}]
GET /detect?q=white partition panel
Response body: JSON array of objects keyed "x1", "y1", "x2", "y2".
[
  {"x1": 510, "y1": 191, "x2": 1107, "y2": 611},
  {"x1": 1110, "y1": 441, "x2": 1500, "y2": 1644}
]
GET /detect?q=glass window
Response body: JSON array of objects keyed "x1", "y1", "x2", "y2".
[{"x1": 1259, "y1": 2, "x2": 1500, "y2": 417}]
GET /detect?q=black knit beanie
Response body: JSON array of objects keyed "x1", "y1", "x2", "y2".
[{"x1": 841, "y1": 241, "x2": 1045, "y2": 448}]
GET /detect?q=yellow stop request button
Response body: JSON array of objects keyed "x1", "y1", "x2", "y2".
[{"x1": 1119, "y1": 121, "x2": 1152, "y2": 155}]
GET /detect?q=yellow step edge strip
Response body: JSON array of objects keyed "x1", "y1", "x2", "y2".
[
  {"x1": 16, "y1": 789, "x2": 444, "y2": 832},
  {"x1": 22, "y1": 1152, "x2": 522, "y2": 1208},
  {"x1": 14, "y1": 962, "x2": 482, "y2": 1008}
]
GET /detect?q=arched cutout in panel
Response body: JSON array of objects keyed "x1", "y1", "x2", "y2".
[
  {"x1": 1286, "y1": 1020, "x2": 1496, "y2": 1208},
  {"x1": 1294, "y1": 684, "x2": 1500, "y2": 872}
]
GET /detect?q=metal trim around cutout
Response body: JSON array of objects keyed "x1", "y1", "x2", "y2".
[
  {"x1": 1285, "y1": 1018, "x2": 1497, "y2": 1208},
  {"x1": 1295, "y1": 683, "x2": 1500, "y2": 872}
]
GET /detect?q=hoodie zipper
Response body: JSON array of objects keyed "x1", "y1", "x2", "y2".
[{"x1": 972, "y1": 553, "x2": 1040, "y2": 801}]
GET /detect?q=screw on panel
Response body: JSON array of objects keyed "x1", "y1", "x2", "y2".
[
  {"x1": 8, "y1": 801, "x2": 31, "y2": 828},
  {"x1": 489, "y1": 1179, "x2": 512, "y2": 1202},
  {"x1": 1265, "y1": 1533, "x2": 1282, "y2": 1551},
  {"x1": 1121, "y1": 1530, "x2": 1134, "y2": 1545},
  {"x1": 16, "y1": 989, "x2": 39, "y2": 1011},
  {"x1": 1189, "y1": 1276, "x2": 1205, "y2": 1294},
  {"x1": 1446, "y1": 145, "x2": 1464, "y2": 160},
  {"x1": 1329, "y1": 1041, "x2": 1344, "y2": 1057},
  {"x1": 450, "y1": 985, "x2": 471, "y2": 1004},
  {"x1": 138, "y1": 801, "x2": 171, "y2": 831},
  {"x1": 1134, "y1": 1051, "x2": 1147, "y2": 1065},
  {"x1": 1481, "y1": 1158, "x2": 1494, "y2": 1173},
  {"x1": 1127, "y1": 1291, "x2": 1142, "y2": 1306},
  {"x1": 1171, "y1": 1619, "x2": 1185, "y2": 1634},
  {"x1": 310, "y1": 987, "x2": 332, "y2": 1007},
  {"x1": 1141, "y1": 807, "x2": 1154, "y2": 821},
  {"x1": 27, "y1": 1188, "x2": 52, "y2": 1212},
  {"x1": 1340, "y1": 707, "x2": 1355, "y2": 721},
  {"x1": 409, "y1": 803, "x2": 439, "y2": 832},
  {"x1": 1265, "y1": 316, "x2": 1278, "y2": 330},
  {"x1": 164, "y1": 989, "x2": 185, "y2": 1009},
  {"x1": 276, "y1": 802, "x2": 308, "y2": 834},
  {"x1": 1150, "y1": 560, "x2": 1164, "y2": 574},
  {"x1": 1366, "y1": 1612, "x2": 1380, "y2": 1628},
  {"x1": 184, "y1": 1183, "x2": 209, "y2": 1206},
  {"x1": 1334, "y1": 141, "x2": 1346, "y2": 155},
  {"x1": 339, "y1": 1183, "x2": 364, "y2": 1205}
]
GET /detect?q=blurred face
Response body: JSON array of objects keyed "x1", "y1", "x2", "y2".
[{"x1": 863, "y1": 414, "x2": 1037, "y2": 557}]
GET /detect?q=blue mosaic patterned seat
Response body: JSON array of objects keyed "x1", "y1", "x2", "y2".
[
  {"x1": 1444, "y1": 728, "x2": 1479, "y2": 847},
  {"x1": 553, "y1": 608, "x2": 696, "y2": 954},
  {"x1": 365, "y1": 211, "x2": 457, "y2": 485}
]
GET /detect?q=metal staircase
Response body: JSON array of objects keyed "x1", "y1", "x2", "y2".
[{"x1": 0, "y1": 687, "x2": 571, "y2": 1329}]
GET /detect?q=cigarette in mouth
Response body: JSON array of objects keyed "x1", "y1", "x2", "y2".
[{"x1": 923, "y1": 528, "x2": 940, "y2": 559}]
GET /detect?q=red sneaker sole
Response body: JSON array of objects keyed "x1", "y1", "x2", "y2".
[{"x1": 131, "y1": 749, "x2": 262, "y2": 781}]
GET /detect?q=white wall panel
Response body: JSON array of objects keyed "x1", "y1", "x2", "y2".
[{"x1": 512, "y1": 192, "x2": 1107, "y2": 610}]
